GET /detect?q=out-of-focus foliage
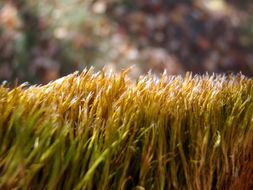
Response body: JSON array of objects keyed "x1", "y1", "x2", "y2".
[
  {"x1": 108, "y1": 0, "x2": 253, "y2": 75},
  {"x1": 0, "y1": 0, "x2": 114, "y2": 83},
  {"x1": 0, "y1": 0, "x2": 253, "y2": 84}
]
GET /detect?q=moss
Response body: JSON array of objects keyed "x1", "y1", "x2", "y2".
[{"x1": 0, "y1": 69, "x2": 252, "y2": 190}]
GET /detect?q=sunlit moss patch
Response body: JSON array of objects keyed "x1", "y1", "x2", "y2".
[{"x1": 0, "y1": 69, "x2": 252, "y2": 190}]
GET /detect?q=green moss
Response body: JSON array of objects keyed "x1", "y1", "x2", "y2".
[{"x1": 0, "y1": 69, "x2": 252, "y2": 189}]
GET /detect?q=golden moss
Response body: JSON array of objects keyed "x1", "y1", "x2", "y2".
[{"x1": 0, "y1": 69, "x2": 252, "y2": 190}]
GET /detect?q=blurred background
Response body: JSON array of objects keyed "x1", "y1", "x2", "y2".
[{"x1": 0, "y1": 0, "x2": 253, "y2": 84}]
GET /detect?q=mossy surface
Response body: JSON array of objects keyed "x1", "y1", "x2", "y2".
[{"x1": 0, "y1": 69, "x2": 252, "y2": 190}]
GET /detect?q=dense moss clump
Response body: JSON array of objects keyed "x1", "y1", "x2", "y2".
[{"x1": 0, "y1": 69, "x2": 252, "y2": 190}]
